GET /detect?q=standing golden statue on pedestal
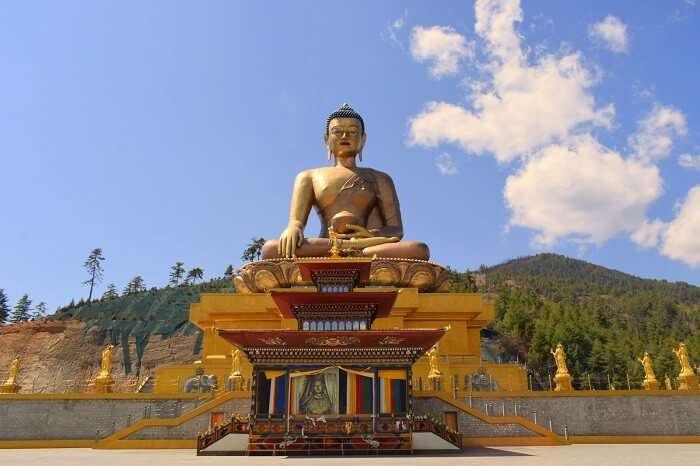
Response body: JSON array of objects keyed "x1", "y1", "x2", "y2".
[
  {"x1": 94, "y1": 344, "x2": 115, "y2": 393},
  {"x1": 673, "y1": 343, "x2": 699, "y2": 390},
  {"x1": 550, "y1": 343, "x2": 573, "y2": 391},
  {"x1": 427, "y1": 344, "x2": 442, "y2": 390},
  {"x1": 638, "y1": 352, "x2": 659, "y2": 390},
  {"x1": 227, "y1": 348, "x2": 243, "y2": 391},
  {"x1": 0, "y1": 356, "x2": 21, "y2": 394},
  {"x1": 261, "y1": 103, "x2": 429, "y2": 261},
  {"x1": 665, "y1": 375, "x2": 673, "y2": 391}
]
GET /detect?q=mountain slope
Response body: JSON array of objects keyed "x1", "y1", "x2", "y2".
[{"x1": 453, "y1": 254, "x2": 700, "y2": 390}]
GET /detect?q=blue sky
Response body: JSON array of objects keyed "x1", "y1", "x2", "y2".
[{"x1": 1, "y1": 0, "x2": 699, "y2": 312}]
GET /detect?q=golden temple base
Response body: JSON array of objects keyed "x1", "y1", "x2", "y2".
[
  {"x1": 0, "y1": 383, "x2": 20, "y2": 394},
  {"x1": 153, "y1": 286, "x2": 527, "y2": 394},
  {"x1": 677, "y1": 373, "x2": 699, "y2": 391},
  {"x1": 554, "y1": 373, "x2": 573, "y2": 392},
  {"x1": 642, "y1": 379, "x2": 660, "y2": 391},
  {"x1": 94, "y1": 375, "x2": 115, "y2": 393}
]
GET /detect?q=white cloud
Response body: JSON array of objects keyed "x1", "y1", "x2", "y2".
[
  {"x1": 661, "y1": 186, "x2": 700, "y2": 266},
  {"x1": 589, "y1": 15, "x2": 629, "y2": 53},
  {"x1": 504, "y1": 135, "x2": 662, "y2": 246},
  {"x1": 405, "y1": 0, "x2": 695, "y2": 262},
  {"x1": 631, "y1": 219, "x2": 668, "y2": 249},
  {"x1": 409, "y1": 26, "x2": 474, "y2": 78},
  {"x1": 435, "y1": 152, "x2": 458, "y2": 175},
  {"x1": 409, "y1": 0, "x2": 613, "y2": 163},
  {"x1": 628, "y1": 105, "x2": 687, "y2": 163},
  {"x1": 678, "y1": 153, "x2": 700, "y2": 170}
]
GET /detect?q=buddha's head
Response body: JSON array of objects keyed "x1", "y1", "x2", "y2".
[{"x1": 324, "y1": 103, "x2": 367, "y2": 160}]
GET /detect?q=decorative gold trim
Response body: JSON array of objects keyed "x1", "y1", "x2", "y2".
[
  {"x1": 305, "y1": 336, "x2": 360, "y2": 347},
  {"x1": 258, "y1": 336, "x2": 286, "y2": 346}
]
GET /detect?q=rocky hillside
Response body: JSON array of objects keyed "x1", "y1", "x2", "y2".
[{"x1": 0, "y1": 320, "x2": 198, "y2": 393}]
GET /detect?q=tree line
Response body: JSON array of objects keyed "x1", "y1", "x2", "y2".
[{"x1": 1, "y1": 247, "x2": 238, "y2": 324}]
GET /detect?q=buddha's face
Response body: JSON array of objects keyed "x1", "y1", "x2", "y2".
[{"x1": 325, "y1": 117, "x2": 366, "y2": 159}]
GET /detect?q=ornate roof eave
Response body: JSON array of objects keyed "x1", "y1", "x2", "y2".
[{"x1": 216, "y1": 328, "x2": 446, "y2": 366}]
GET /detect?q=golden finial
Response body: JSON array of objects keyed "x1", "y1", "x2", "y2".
[{"x1": 328, "y1": 227, "x2": 342, "y2": 258}]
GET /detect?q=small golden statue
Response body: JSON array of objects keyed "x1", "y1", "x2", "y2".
[
  {"x1": 665, "y1": 375, "x2": 673, "y2": 391},
  {"x1": 227, "y1": 348, "x2": 243, "y2": 391},
  {"x1": 94, "y1": 344, "x2": 115, "y2": 393},
  {"x1": 550, "y1": 343, "x2": 573, "y2": 391},
  {"x1": 637, "y1": 352, "x2": 659, "y2": 390},
  {"x1": 0, "y1": 356, "x2": 21, "y2": 394},
  {"x1": 673, "y1": 343, "x2": 699, "y2": 390},
  {"x1": 427, "y1": 344, "x2": 442, "y2": 390}
]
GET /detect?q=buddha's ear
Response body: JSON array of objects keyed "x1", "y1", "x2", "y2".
[
  {"x1": 323, "y1": 132, "x2": 329, "y2": 146},
  {"x1": 361, "y1": 132, "x2": 367, "y2": 147}
]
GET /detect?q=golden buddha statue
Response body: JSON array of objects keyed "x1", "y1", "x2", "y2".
[
  {"x1": 673, "y1": 343, "x2": 694, "y2": 377},
  {"x1": 427, "y1": 345, "x2": 442, "y2": 379},
  {"x1": 99, "y1": 344, "x2": 115, "y2": 378},
  {"x1": 0, "y1": 356, "x2": 21, "y2": 394},
  {"x1": 550, "y1": 343, "x2": 569, "y2": 376},
  {"x1": 638, "y1": 352, "x2": 659, "y2": 390},
  {"x1": 261, "y1": 104, "x2": 429, "y2": 260}
]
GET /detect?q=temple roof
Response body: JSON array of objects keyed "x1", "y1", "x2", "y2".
[
  {"x1": 216, "y1": 328, "x2": 446, "y2": 366},
  {"x1": 270, "y1": 288, "x2": 397, "y2": 320}
]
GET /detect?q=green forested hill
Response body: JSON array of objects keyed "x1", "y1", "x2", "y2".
[
  {"x1": 49, "y1": 278, "x2": 234, "y2": 374},
  {"x1": 487, "y1": 253, "x2": 700, "y2": 304},
  {"x1": 457, "y1": 254, "x2": 700, "y2": 389}
]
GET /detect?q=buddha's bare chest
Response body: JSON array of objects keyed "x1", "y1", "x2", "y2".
[{"x1": 310, "y1": 169, "x2": 376, "y2": 210}]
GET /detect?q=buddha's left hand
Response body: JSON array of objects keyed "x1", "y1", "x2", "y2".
[{"x1": 336, "y1": 224, "x2": 373, "y2": 239}]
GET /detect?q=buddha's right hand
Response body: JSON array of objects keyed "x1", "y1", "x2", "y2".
[{"x1": 278, "y1": 223, "x2": 304, "y2": 258}]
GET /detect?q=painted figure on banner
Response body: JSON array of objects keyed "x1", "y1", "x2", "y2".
[{"x1": 299, "y1": 375, "x2": 334, "y2": 415}]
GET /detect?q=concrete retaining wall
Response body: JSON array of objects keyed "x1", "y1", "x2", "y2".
[
  {"x1": 126, "y1": 398, "x2": 250, "y2": 440},
  {"x1": 0, "y1": 397, "x2": 201, "y2": 441},
  {"x1": 459, "y1": 393, "x2": 700, "y2": 437},
  {"x1": 414, "y1": 397, "x2": 538, "y2": 437}
]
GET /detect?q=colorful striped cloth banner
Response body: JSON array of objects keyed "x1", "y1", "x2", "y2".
[
  {"x1": 379, "y1": 377, "x2": 407, "y2": 414},
  {"x1": 345, "y1": 371, "x2": 373, "y2": 414}
]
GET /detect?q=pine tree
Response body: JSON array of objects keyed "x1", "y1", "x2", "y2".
[
  {"x1": 224, "y1": 265, "x2": 234, "y2": 278},
  {"x1": 83, "y1": 248, "x2": 105, "y2": 301},
  {"x1": 169, "y1": 262, "x2": 185, "y2": 286},
  {"x1": 102, "y1": 284, "x2": 119, "y2": 300},
  {"x1": 31, "y1": 302, "x2": 47, "y2": 320},
  {"x1": 10, "y1": 294, "x2": 32, "y2": 323},
  {"x1": 0, "y1": 288, "x2": 10, "y2": 324},
  {"x1": 186, "y1": 267, "x2": 204, "y2": 285},
  {"x1": 124, "y1": 276, "x2": 146, "y2": 295}
]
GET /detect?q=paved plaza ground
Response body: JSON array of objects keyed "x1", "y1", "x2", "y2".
[{"x1": 0, "y1": 445, "x2": 698, "y2": 466}]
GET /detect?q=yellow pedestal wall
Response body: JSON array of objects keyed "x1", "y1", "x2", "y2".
[{"x1": 154, "y1": 288, "x2": 526, "y2": 393}]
